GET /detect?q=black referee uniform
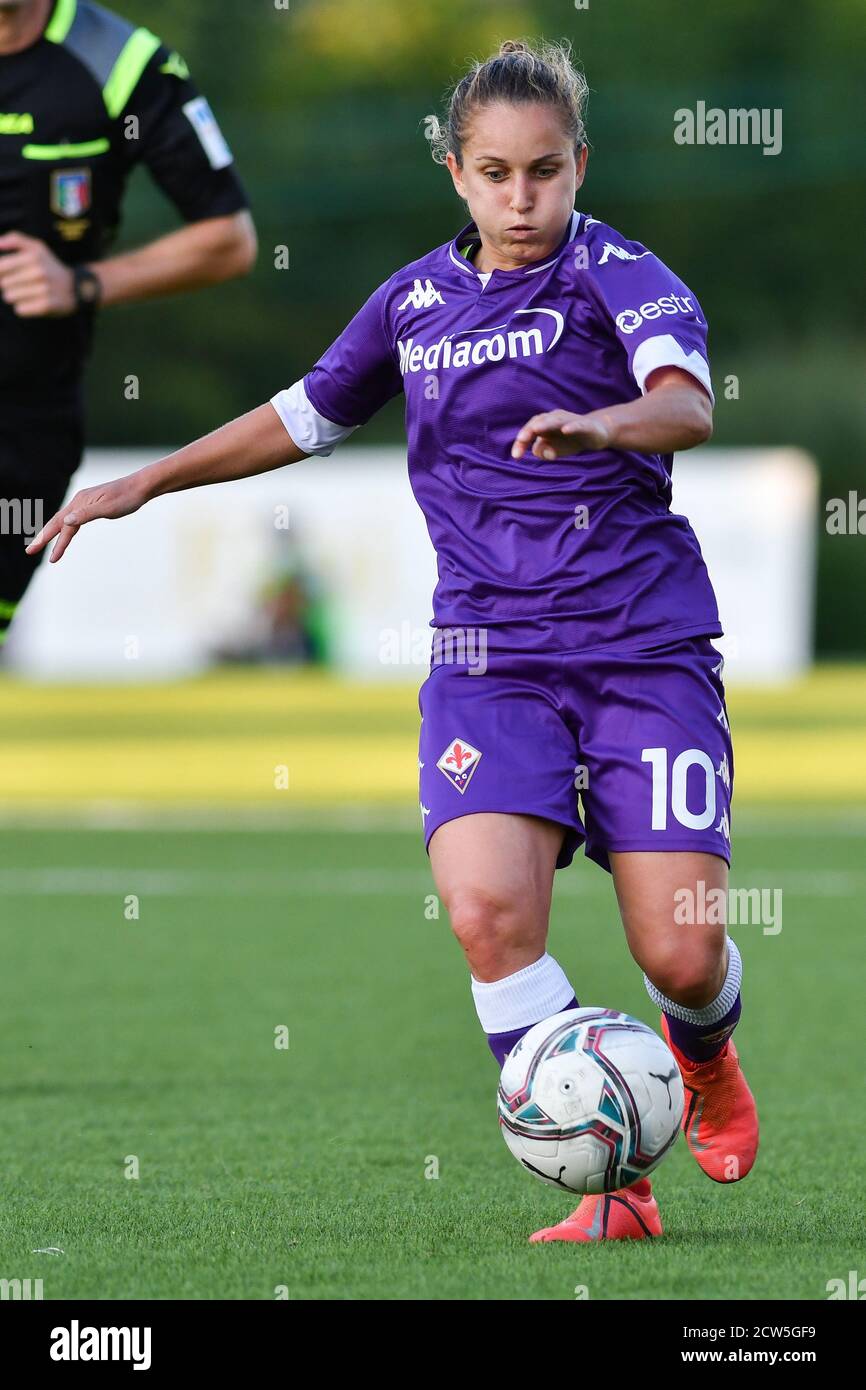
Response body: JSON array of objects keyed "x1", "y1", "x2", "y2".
[{"x1": 0, "y1": 0, "x2": 249, "y2": 645}]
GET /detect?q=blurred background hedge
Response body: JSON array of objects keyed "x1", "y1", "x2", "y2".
[{"x1": 85, "y1": 0, "x2": 866, "y2": 655}]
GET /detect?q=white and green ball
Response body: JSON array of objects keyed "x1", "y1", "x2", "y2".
[{"x1": 498, "y1": 1007, "x2": 684, "y2": 1195}]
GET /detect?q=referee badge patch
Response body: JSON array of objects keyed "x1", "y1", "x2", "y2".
[
  {"x1": 50, "y1": 168, "x2": 91, "y2": 219},
  {"x1": 436, "y1": 738, "x2": 482, "y2": 794},
  {"x1": 182, "y1": 96, "x2": 233, "y2": 171}
]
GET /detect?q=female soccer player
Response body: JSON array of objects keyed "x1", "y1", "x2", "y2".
[{"x1": 29, "y1": 40, "x2": 758, "y2": 1243}]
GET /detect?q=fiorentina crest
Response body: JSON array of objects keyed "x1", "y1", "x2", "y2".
[{"x1": 436, "y1": 738, "x2": 482, "y2": 794}]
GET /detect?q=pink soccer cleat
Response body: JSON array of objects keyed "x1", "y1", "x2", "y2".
[
  {"x1": 529, "y1": 1178, "x2": 662, "y2": 1242},
  {"x1": 661, "y1": 1015, "x2": 759, "y2": 1183}
]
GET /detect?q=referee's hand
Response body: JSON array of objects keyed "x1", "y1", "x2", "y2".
[
  {"x1": 26, "y1": 477, "x2": 148, "y2": 563},
  {"x1": 0, "y1": 231, "x2": 76, "y2": 317}
]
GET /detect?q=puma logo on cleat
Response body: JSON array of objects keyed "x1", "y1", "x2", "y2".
[{"x1": 685, "y1": 1093, "x2": 712, "y2": 1151}]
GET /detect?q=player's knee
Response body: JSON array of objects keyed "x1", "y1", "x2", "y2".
[
  {"x1": 446, "y1": 887, "x2": 534, "y2": 974},
  {"x1": 641, "y1": 942, "x2": 726, "y2": 1007}
]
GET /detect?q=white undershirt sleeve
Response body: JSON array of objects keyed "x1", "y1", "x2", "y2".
[
  {"x1": 270, "y1": 379, "x2": 359, "y2": 457},
  {"x1": 631, "y1": 334, "x2": 715, "y2": 405}
]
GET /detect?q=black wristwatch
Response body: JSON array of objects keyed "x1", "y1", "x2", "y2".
[{"x1": 73, "y1": 264, "x2": 102, "y2": 310}]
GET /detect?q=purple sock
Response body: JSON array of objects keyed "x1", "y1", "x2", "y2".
[
  {"x1": 488, "y1": 994, "x2": 579, "y2": 1067},
  {"x1": 665, "y1": 992, "x2": 741, "y2": 1064}
]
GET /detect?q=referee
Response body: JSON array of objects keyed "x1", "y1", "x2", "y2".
[{"x1": 0, "y1": 0, "x2": 257, "y2": 646}]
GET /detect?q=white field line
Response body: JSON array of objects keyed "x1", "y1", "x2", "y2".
[
  {"x1": 0, "y1": 867, "x2": 436, "y2": 896},
  {"x1": 0, "y1": 868, "x2": 862, "y2": 898}
]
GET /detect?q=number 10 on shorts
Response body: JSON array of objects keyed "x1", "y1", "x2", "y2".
[{"x1": 641, "y1": 747, "x2": 717, "y2": 830}]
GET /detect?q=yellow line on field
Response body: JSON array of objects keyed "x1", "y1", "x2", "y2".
[
  {"x1": 0, "y1": 669, "x2": 420, "y2": 720},
  {"x1": 733, "y1": 731, "x2": 866, "y2": 800},
  {"x1": 0, "y1": 664, "x2": 864, "y2": 721},
  {"x1": 1, "y1": 729, "x2": 864, "y2": 804},
  {"x1": 0, "y1": 667, "x2": 864, "y2": 805},
  {"x1": 1, "y1": 736, "x2": 418, "y2": 803}
]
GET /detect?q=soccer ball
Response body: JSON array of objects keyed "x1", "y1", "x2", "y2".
[{"x1": 498, "y1": 1006, "x2": 684, "y2": 1194}]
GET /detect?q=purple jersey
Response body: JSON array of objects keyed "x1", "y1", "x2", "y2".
[{"x1": 272, "y1": 210, "x2": 721, "y2": 652}]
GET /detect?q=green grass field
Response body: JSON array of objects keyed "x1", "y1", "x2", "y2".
[{"x1": 1, "y1": 806, "x2": 865, "y2": 1300}]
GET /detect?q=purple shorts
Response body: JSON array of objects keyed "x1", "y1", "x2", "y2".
[{"x1": 418, "y1": 634, "x2": 733, "y2": 872}]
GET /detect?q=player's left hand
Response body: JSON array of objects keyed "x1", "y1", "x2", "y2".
[
  {"x1": 26, "y1": 474, "x2": 149, "y2": 563},
  {"x1": 511, "y1": 409, "x2": 611, "y2": 460},
  {"x1": 0, "y1": 231, "x2": 76, "y2": 317}
]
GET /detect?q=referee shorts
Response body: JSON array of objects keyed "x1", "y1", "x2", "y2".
[{"x1": 0, "y1": 408, "x2": 83, "y2": 645}]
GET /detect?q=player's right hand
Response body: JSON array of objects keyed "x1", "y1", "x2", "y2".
[{"x1": 25, "y1": 475, "x2": 149, "y2": 563}]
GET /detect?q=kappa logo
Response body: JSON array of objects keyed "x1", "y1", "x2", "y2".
[
  {"x1": 597, "y1": 241, "x2": 651, "y2": 266},
  {"x1": 398, "y1": 278, "x2": 445, "y2": 310},
  {"x1": 436, "y1": 738, "x2": 482, "y2": 794}
]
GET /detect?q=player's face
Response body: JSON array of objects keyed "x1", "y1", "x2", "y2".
[{"x1": 446, "y1": 102, "x2": 588, "y2": 270}]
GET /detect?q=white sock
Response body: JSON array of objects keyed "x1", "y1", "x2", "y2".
[
  {"x1": 644, "y1": 937, "x2": 742, "y2": 1023},
  {"x1": 471, "y1": 953, "x2": 576, "y2": 1033}
]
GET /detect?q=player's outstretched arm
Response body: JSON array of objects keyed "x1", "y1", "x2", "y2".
[{"x1": 26, "y1": 403, "x2": 306, "y2": 564}]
